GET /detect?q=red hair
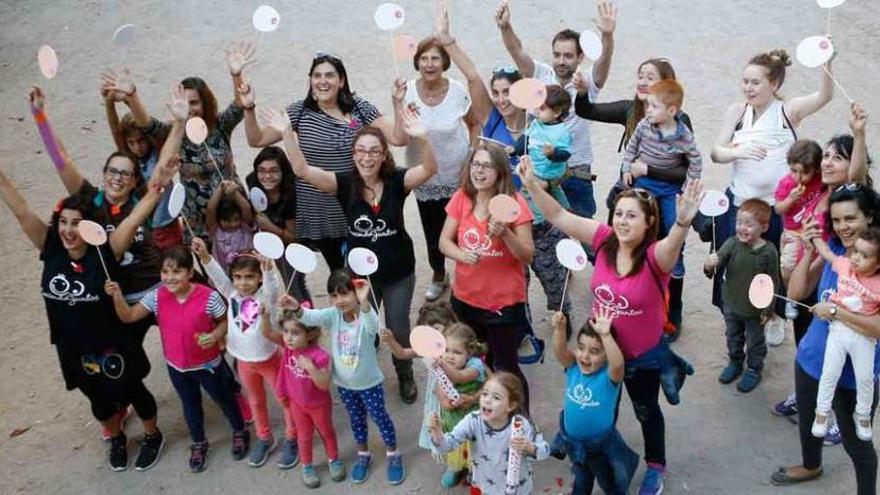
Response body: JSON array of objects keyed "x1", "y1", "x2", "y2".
[{"x1": 649, "y1": 79, "x2": 684, "y2": 110}]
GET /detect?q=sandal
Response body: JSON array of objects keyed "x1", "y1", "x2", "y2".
[{"x1": 770, "y1": 466, "x2": 823, "y2": 486}]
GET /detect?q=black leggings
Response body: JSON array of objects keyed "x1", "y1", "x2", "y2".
[
  {"x1": 795, "y1": 363, "x2": 878, "y2": 495},
  {"x1": 793, "y1": 291, "x2": 818, "y2": 346},
  {"x1": 305, "y1": 237, "x2": 346, "y2": 271},
  {"x1": 451, "y1": 296, "x2": 530, "y2": 413},
  {"x1": 622, "y1": 368, "x2": 665, "y2": 466},
  {"x1": 416, "y1": 197, "x2": 450, "y2": 275},
  {"x1": 79, "y1": 378, "x2": 157, "y2": 422}
]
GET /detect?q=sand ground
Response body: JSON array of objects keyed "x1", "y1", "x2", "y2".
[{"x1": 1, "y1": 0, "x2": 879, "y2": 493}]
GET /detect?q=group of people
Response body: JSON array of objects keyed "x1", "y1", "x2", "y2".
[{"x1": 2, "y1": 1, "x2": 879, "y2": 494}]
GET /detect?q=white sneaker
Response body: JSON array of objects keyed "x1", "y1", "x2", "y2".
[
  {"x1": 765, "y1": 315, "x2": 785, "y2": 347},
  {"x1": 785, "y1": 301, "x2": 799, "y2": 320},
  {"x1": 855, "y1": 414, "x2": 873, "y2": 441},
  {"x1": 424, "y1": 275, "x2": 449, "y2": 301},
  {"x1": 812, "y1": 411, "x2": 830, "y2": 438}
]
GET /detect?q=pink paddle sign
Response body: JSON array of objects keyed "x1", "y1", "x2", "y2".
[
  {"x1": 555, "y1": 238, "x2": 588, "y2": 271},
  {"x1": 348, "y1": 247, "x2": 379, "y2": 276},
  {"x1": 392, "y1": 34, "x2": 418, "y2": 59},
  {"x1": 488, "y1": 194, "x2": 521, "y2": 223},
  {"x1": 796, "y1": 36, "x2": 834, "y2": 68},
  {"x1": 411, "y1": 325, "x2": 446, "y2": 358},
  {"x1": 374, "y1": 3, "x2": 405, "y2": 31},
  {"x1": 284, "y1": 243, "x2": 317, "y2": 274},
  {"x1": 817, "y1": 0, "x2": 845, "y2": 7},
  {"x1": 252, "y1": 5, "x2": 281, "y2": 33},
  {"x1": 748, "y1": 274, "x2": 775, "y2": 309},
  {"x1": 249, "y1": 187, "x2": 269, "y2": 212},
  {"x1": 185, "y1": 117, "x2": 208, "y2": 145},
  {"x1": 699, "y1": 190, "x2": 729, "y2": 217},
  {"x1": 509, "y1": 78, "x2": 546, "y2": 110},
  {"x1": 578, "y1": 30, "x2": 602, "y2": 60},
  {"x1": 78, "y1": 220, "x2": 108, "y2": 246},
  {"x1": 253, "y1": 232, "x2": 284, "y2": 259},
  {"x1": 38, "y1": 45, "x2": 59, "y2": 79}
]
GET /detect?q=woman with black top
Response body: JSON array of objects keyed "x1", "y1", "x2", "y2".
[
  {"x1": 0, "y1": 144, "x2": 177, "y2": 472},
  {"x1": 573, "y1": 58, "x2": 693, "y2": 339},
  {"x1": 264, "y1": 106, "x2": 436, "y2": 404}
]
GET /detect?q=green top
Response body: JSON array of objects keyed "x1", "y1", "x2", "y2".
[{"x1": 716, "y1": 238, "x2": 781, "y2": 320}]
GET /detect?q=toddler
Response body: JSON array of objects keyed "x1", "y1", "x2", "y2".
[{"x1": 207, "y1": 180, "x2": 255, "y2": 272}]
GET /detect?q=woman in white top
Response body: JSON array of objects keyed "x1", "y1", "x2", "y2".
[
  {"x1": 709, "y1": 49, "x2": 834, "y2": 311},
  {"x1": 398, "y1": 37, "x2": 481, "y2": 301}
]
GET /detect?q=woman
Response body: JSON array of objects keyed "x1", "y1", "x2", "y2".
[
  {"x1": 400, "y1": 35, "x2": 481, "y2": 301},
  {"x1": 773, "y1": 104, "x2": 871, "y2": 441},
  {"x1": 102, "y1": 43, "x2": 256, "y2": 241},
  {"x1": 0, "y1": 141, "x2": 176, "y2": 471},
  {"x1": 436, "y1": 6, "x2": 571, "y2": 336},
  {"x1": 244, "y1": 146, "x2": 312, "y2": 305},
  {"x1": 573, "y1": 57, "x2": 695, "y2": 338},
  {"x1": 520, "y1": 156, "x2": 701, "y2": 495},
  {"x1": 242, "y1": 54, "x2": 408, "y2": 270},
  {"x1": 770, "y1": 185, "x2": 879, "y2": 495},
  {"x1": 265, "y1": 106, "x2": 435, "y2": 404},
  {"x1": 439, "y1": 140, "x2": 535, "y2": 410}
]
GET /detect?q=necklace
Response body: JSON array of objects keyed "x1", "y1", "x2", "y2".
[{"x1": 504, "y1": 112, "x2": 525, "y2": 134}]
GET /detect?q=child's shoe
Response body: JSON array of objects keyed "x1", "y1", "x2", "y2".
[
  {"x1": 441, "y1": 468, "x2": 465, "y2": 488},
  {"x1": 855, "y1": 413, "x2": 873, "y2": 442},
  {"x1": 109, "y1": 433, "x2": 128, "y2": 472},
  {"x1": 772, "y1": 394, "x2": 798, "y2": 418},
  {"x1": 329, "y1": 459, "x2": 346, "y2": 482},
  {"x1": 134, "y1": 430, "x2": 165, "y2": 471},
  {"x1": 718, "y1": 361, "x2": 743, "y2": 384},
  {"x1": 277, "y1": 438, "x2": 300, "y2": 469},
  {"x1": 824, "y1": 420, "x2": 843, "y2": 446},
  {"x1": 248, "y1": 436, "x2": 275, "y2": 467},
  {"x1": 765, "y1": 315, "x2": 785, "y2": 347},
  {"x1": 301, "y1": 464, "x2": 320, "y2": 489},
  {"x1": 784, "y1": 301, "x2": 799, "y2": 320},
  {"x1": 351, "y1": 453, "x2": 372, "y2": 484},
  {"x1": 386, "y1": 453, "x2": 405, "y2": 485},
  {"x1": 737, "y1": 368, "x2": 762, "y2": 393},
  {"x1": 638, "y1": 463, "x2": 665, "y2": 495},
  {"x1": 232, "y1": 430, "x2": 250, "y2": 460},
  {"x1": 812, "y1": 412, "x2": 830, "y2": 438},
  {"x1": 189, "y1": 441, "x2": 209, "y2": 473}
]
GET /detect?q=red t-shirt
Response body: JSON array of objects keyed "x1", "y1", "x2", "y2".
[
  {"x1": 445, "y1": 190, "x2": 533, "y2": 310},
  {"x1": 774, "y1": 174, "x2": 824, "y2": 231}
]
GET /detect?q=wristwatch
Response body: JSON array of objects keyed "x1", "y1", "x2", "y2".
[{"x1": 829, "y1": 304, "x2": 838, "y2": 318}]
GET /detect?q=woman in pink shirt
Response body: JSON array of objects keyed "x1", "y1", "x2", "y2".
[
  {"x1": 520, "y1": 155, "x2": 701, "y2": 494},
  {"x1": 439, "y1": 139, "x2": 535, "y2": 410}
]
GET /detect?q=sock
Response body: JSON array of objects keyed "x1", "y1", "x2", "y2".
[{"x1": 386, "y1": 450, "x2": 399, "y2": 457}]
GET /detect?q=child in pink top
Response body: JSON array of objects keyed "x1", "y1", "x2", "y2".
[
  {"x1": 774, "y1": 140, "x2": 824, "y2": 280},
  {"x1": 262, "y1": 306, "x2": 343, "y2": 488},
  {"x1": 207, "y1": 180, "x2": 255, "y2": 272},
  {"x1": 810, "y1": 227, "x2": 880, "y2": 442}
]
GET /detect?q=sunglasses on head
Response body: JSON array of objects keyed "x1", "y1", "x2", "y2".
[
  {"x1": 492, "y1": 65, "x2": 519, "y2": 76},
  {"x1": 630, "y1": 188, "x2": 654, "y2": 201},
  {"x1": 834, "y1": 183, "x2": 863, "y2": 193},
  {"x1": 313, "y1": 52, "x2": 341, "y2": 63}
]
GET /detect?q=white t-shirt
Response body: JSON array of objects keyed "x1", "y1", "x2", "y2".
[
  {"x1": 404, "y1": 78, "x2": 472, "y2": 202},
  {"x1": 533, "y1": 59, "x2": 600, "y2": 169}
]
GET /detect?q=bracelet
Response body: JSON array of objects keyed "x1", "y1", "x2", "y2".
[
  {"x1": 242, "y1": 104, "x2": 255, "y2": 110},
  {"x1": 675, "y1": 219, "x2": 689, "y2": 229}
]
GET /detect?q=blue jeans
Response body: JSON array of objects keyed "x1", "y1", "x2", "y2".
[
  {"x1": 554, "y1": 411, "x2": 639, "y2": 495},
  {"x1": 634, "y1": 176, "x2": 685, "y2": 278},
  {"x1": 167, "y1": 363, "x2": 245, "y2": 443},
  {"x1": 561, "y1": 173, "x2": 596, "y2": 219}
]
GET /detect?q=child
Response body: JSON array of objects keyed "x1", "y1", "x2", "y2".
[
  {"x1": 105, "y1": 246, "x2": 250, "y2": 472},
  {"x1": 261, "y1": 306, "x2": 345, "y2": 488},
  {"x1": 704, "y1": 199, "x2": 780, "y2": 393},
  {"x1": 279, "y1": 270, "x2": 405, "y2": 485},
  {"x1": 774, "y1": 139, "x2": 824, "y2": 318},
  {"x1": 809, "y1": 227, "x2": 880, "y2": 441},
  {"x1": 192, "y1": 237, "x2": 297, "y2": 469},
  {"x1": 429, "y1": 372, "x2": 549, "y2": 495},
  {"x1": 550, "y1": 307, "x2": 639, "y2": 495},
  {"x1": 207, "y1": 180, "x2": 255, "y2": 272}
]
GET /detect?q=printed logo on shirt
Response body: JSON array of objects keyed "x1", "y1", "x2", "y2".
[
  {"x1": 104, "y1": 224, "x2": 141, "y2": 266},
  {"x1": 336, "y1": 328, "x2": 360, "y2": 369},
  {"x1": 460, "y1": 227, "x2": 503, "y2": 258},
  {"x1": 350, "y1": 215, "x2": 398, "y2": 242},
  {"x1": 43, "y1": 273, "x2": 100, "y2": 306},
  {"x1": 593, "y1": 284, "x2": 643, "y2": 318},
  {"x1": 566, "y1": 383, "x2": 599, "y2": 409},
  {"x1": 285, "y1": 354, "x2": 310, "y2": 378},
  {"x1": 837, "y1": 276, "x2": 879, "y2": 307},
  {"x1": 791, "y1": 190, "x2": 824, "y2": 225}
]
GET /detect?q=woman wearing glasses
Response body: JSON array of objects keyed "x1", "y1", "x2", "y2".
[
  {"x1": 520, "y1": 155, "x2": 701, "y2": 495},
  {"x1": 241, "y1": 53, "x2": 409, "y2": 271},
  {"x1": 262, "y1": 106, "x2": 436, "y2": 404}
]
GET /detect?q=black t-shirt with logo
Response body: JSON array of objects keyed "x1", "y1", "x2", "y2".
[
  {"x1": 40, "y1": 232, "x2": 150, "y2": 390},
  {"x1": 335, "y1": 169, "x2": 415, "y2": 285}
]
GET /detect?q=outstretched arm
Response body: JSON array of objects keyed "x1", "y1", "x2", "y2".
[
  {"x1": 654, "y1": 180, "x2": 702, "y2": 272},
  {"x1": 105, "y1": 281, "x2": 151, "y2": 323},
  {"x1": 225, "y1": 41, "x2": 257, "y2": 109},
  {"x1": 102, "y1": 89, "x2": 126, "y2": 151},
  {"x1": 551, "y1": 311, "x2": 575, "y2": 368},
  {"x1": 590, "y1": 0, "x2": 618, "y2": 89},
  {"x1": 436, "y1": 4, "x2": 493, "y2": 124},
  {"x1": 401, "y1": 108, "x2": 438, "y2": 190},
  {"x1": 785, "y1": 58, "x2": 834, "y2": 127},
  {"x1": 0, "y1": 166, "x2": 48, "y2": 250},
  {"x1": 262, "y1": 107, "x2": 338, "y2": 193},
  {"x1": 496, "y1": 1, "x2": 535, "y2": 77},
  {"x1": 238, "y1": 82, "x2": 283, "y2": 147},
  {"x1": 102, "y1": 68, "x2": 151, "y2": 128},
  {"x1": 848, "y1": 103, "x2": 869, "y2": 184},
  {"x1": 519, "y1": 156, "x2": 601, "y2": 243},
  {"x1": 29, "y1": 87, "x2": 85, "y2": 194}
]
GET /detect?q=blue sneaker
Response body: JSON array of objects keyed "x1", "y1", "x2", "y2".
[
  {"x1": 329, "y1": 459, "x2": 346, "y2": 482},
  {"x1": 351, "y1": 454, "x2": 372, "y2": 484},
  {"x1": 386, "y1": 454, "x2": 405, "y2": 485},
  {"x1": 441, "y1": 468, "x2": 464, "y2": 488},
  {"x1": 736, "y1": 368, "x2": 762, "y2": 393},
  {"x1": 772, "y1": 394, "x2": 798, "y2": 417},
  {"x1": 718, "y1": 362, "x2": 743, "y2": 384},
  {"x1": 639, "y1": 465, "x2": 665, "y2": 495},
  {"x1": 824, "y1": 421, "x2": 842, "y2": 446},
  {"x1": 301, "y1": 464, "x2": 320, "y2": 489},
  {"x1": 276, "y1": 439, "x2": 299, "y2": 469}
]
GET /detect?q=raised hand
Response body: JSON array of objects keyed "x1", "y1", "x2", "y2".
[
  {"x1": 593, "y1": 0, "x2": 618, "y2": 35},
  {"x1": 353, "y1": 278, "x2": 371, "y2": 304},
  {"x1": 225, "y1": 41, "x2": 257, "y2": 76},
  {"x1": 28, "y1": 86, "x2": 46, "y2": 112},
  {"x1": 166, "y1": 84, "x2": 189, "y2": 122},
  {"x1": 190, "y1": 236, "x2": 211, "y2": 263},
  {"x1": 436, "y1": 2, "x2": 454, "y2": 45},
  {"x1": 551, "y1": 311, "x2": 567, "y2": 333},
  {"x1": 100, "y1": 67, "x2": 136, "y2": 97},
  {"x1": 237, "y1": 82, "x2": 255, "y2": 108},
  {"x1": 254, "y1": 252, "x2": 274, "y2": 272},
  {"x1": 495, "y1": 0, "x2": 511, "y2": 29},
  {"x1": 260, "y1": 107, "x2": 291, "y2": 134},
  {"x1": 401, "y1": 104, "x2": 426, "y2": 137},
  {"x1": 278, "y1": 294, "x2": 301, "y2": 311},
  {"x1": 572, "y1": 72, "x2": 589, "y2": 96},
  {"x1": 147, "y1": 155, "x2": 180, "y2": 192},
  {"x1": 391, "y1": 77, "x2": 407, "y2": 105},
  {"x1": 590, "y1": 304, "x2": 615, "y2": 336},
  {"x1": 849, "y1": 102, "x2": 867, "y2": 135},
  {"x1": 675, "y1": 179, "x2": 703, "y2": 226}
]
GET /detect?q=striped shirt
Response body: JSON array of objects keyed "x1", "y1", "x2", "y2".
[
  {"x1": 285, "y1": 98, "x2": 381, "y2": 240},
  {"x1": 533, "y1": 60, "x2": 599, "y2": 168},
  {"x1": 621, "y1": 116, "x2": 702, "y2": 180},
  {"x1": 140, "y1": 287, "x2": 226, "y2": 317}
]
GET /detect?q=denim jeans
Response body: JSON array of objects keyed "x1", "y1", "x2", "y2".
[
  {"x1": 561, "y1": 172, "x2": 596, "y2": 219},
  {"x1": 634, "y1": 176, "x2": 685, "y2": 277},
  {"x1": 554, "y1": 411, "x2": 639, "y2": 495},
  {"x1": 167, "y1": 363, "x2": 245, "y2": 443}
]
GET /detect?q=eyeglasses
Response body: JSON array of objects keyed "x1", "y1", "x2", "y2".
[
  {"x1": 257, "y1": 168, "x2": 281, "y2": 176},
  {"x1": 470, "y1": 161, "x2": 495, "y2": 171},
  {"x1": 353, "y1": 148, "x2": 384, "y2": 158},
  {"x1": 834, "y1": 183, "x2": 863, "y2": 193},
  {"x1": 105, "y1": 166, "x2": 135, "y2": 180},
  {"x1": 492, "y1": 65, "x2": 520, "y2": 76}
]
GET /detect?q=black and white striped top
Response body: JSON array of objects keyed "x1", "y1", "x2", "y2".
[{"x1": 285, "y1": 98, "x2": 381, "y2": 240}]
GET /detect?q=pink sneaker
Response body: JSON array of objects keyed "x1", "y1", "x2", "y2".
[{"x1": 236, "y1": 393, "x2": 254, "y2": 425}]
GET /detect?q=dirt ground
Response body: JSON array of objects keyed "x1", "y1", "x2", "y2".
[{"x1": 1, "y1": 1, "x2": 879, "y2": 493}]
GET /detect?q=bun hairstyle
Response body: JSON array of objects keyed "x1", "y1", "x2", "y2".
[
  {"x1": 444, "y1": 323, "x2": 488, "y2": 357},
  {"x1": 748, "y1": 49, "x2": 792, "y2": 88}
]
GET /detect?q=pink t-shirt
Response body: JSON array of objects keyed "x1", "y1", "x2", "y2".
[
  {"x1": 276, "y1": 344, "x2": 332, "y2": 409},
  {"x1": 775, "y1": 174, "x2": 824, "y2": 231},
  {"x1": 830, "y1": 256, "x2": 880, "y2": 316},
  {"x1": 590, "y1": 224, "x2": 669, "y2": 359},
  {"x1": 445, "y1": 190, "x2": 534, "y2": 310}
]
